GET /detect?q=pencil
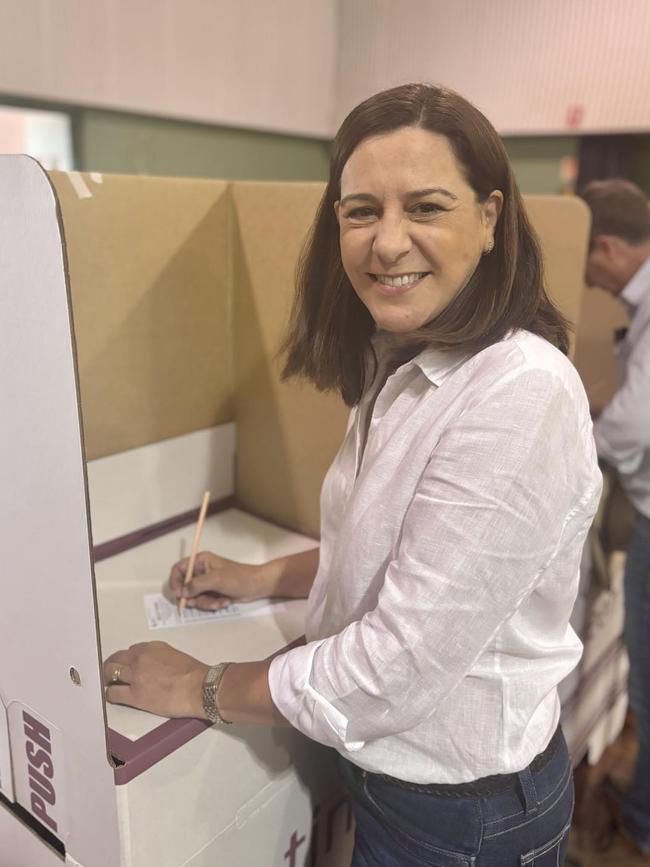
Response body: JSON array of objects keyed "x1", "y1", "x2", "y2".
[{"x1": 178, "y1": 490, "x2": 211, "y2": 617}]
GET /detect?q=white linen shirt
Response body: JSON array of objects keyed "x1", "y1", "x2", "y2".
[
  {"x1": 268, "y1": 329, "x2": 602, "y2": 784},
  {"x1": 593, "y1": 255, "x2": 650, "y2": 519}
]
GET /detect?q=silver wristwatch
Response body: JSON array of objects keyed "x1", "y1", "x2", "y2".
[{"x1": 202, "y1": 662, "x2": 232, "y2": 725}]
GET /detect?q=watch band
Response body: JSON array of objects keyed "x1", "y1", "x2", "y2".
[{"x1": 202, "y1": 662, "x2": 232, "y2": 725}]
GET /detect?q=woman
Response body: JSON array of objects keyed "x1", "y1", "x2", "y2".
[{"x1": 105, "y1": 84, "x2": 602, "y2": 866}]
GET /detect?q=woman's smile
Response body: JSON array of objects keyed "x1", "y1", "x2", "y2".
[{"x1": 369, "y1": 271, "x2": 431, "y2": 296}]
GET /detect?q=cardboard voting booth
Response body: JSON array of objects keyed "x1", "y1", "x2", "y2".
[
  {"x1": 0, "y1": 157, "x2": 352, "y2": 867},
  {"x1": 0, "y1": 154, "x2": 618, "y2": 866}
]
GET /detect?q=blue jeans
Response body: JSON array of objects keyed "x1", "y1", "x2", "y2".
[
  {"x1": 338, "y1": 730, "x2": 573, "y2": 866},
  {"x1": 622, "y1": 510, "x2": 650, "y2": 853}
]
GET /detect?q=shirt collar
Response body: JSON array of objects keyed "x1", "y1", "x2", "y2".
[
  {"x1": 412, "y1": 347, "x2": 469, "y2": 386},
  {"x1": 371, "y1": 330, "x2": 469, "y2": 387},
  {"x1": 621, "y1": 255, "x2": 650, "y2": 314}
]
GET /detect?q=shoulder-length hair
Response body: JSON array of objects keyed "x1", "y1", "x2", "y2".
[{"x1": 282, "y1": 83, "x2": 570, "y2": 406}]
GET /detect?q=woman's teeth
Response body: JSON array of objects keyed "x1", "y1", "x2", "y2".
[{"x1": 375, "y1": 272, "x2": 428, "y2": 288}]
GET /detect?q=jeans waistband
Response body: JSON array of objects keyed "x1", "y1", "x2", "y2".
[{"x1": 360, "y1": 725, "x2": 564, "y2": 799}]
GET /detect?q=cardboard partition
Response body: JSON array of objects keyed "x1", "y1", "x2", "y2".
[
  {"x1": 42, "y1": 175, "x2": 595, "y2": 540},
  {"x1": 526, "y1": 194, "x2": 631, "y2": 407},
  {"x1": 231, "y1": 182, "x2": 349, "y2": 538},
  {"x1": 0, "y1": 156, "x2": 121, "y2": 866},
  {"x1": 49, "y1": 171, "x2": 234, "y2": 461},
  {"x1": 574, "y1": 287, "x2": 629, "y2": 412},
  {"x1": 525, "y1": 195, "x2": 590, "y2": 354},
  {"x1": 233, "y1": 190, "x2": 593, "y2": 536}
]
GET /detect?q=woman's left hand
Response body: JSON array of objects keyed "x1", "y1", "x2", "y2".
[{"x1": 103, "y1": 642, "x2": 209, "y2": 719}]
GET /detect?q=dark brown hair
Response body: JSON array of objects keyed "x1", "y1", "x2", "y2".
[
  {"x1": 283, "y1": 83, "x2": 569, "y2": 405},
  {"x1": 580, "y1": 179, "x2": 650, "y2": 245}
]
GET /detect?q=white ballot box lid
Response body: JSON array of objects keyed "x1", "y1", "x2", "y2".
[{"x1": 0, "y1": 155, "x2": 121, "y2": 866}]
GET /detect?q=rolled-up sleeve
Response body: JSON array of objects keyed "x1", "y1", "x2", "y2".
[{"x1": 269, "y1": 370, "x2": 599, "y2": 750}]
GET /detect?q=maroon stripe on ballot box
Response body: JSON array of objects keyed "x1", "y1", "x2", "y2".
[
  {"x1": 94, "y1": 496, "x2": 236, "y2": 561},
  {"x1": 109, "y1": 719, "x2": 212, "y2": 784}
]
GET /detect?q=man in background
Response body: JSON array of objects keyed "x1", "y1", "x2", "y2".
[{"x1": 581, "y1": 179, "x2": 650, "y2": 857}]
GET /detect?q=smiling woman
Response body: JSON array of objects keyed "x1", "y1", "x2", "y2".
[
  {"x1": 105, "y1": 84, "x2": 601, "y2": 867},
  {"x1": 282, "y1": 83, "x2": 570, "y2": 406}
]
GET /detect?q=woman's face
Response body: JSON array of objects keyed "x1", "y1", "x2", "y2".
[{"x1": 335, "y1": 127, "x2": 502, "y2": 333}]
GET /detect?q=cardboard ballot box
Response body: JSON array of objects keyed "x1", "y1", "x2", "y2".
[{"x1": 0, "y1": 154, "x2": 613, "y2": 866}]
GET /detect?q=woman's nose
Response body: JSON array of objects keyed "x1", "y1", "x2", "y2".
[{"x1": 372, "y1": 215, "x2": 412, "y2": 265}]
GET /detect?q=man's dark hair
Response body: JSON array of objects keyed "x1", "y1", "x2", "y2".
[{"x1": 580, "y1": 179, "x2": 650, "y2": 245}]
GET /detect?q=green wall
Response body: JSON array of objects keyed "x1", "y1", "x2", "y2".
[
  {"x1": 77, "y1": 114, "x2": 579, "y2": 190},
  {"x1": 503, "y1": 136, "x2": 578, "y2": 195},
  {"x1": 77, "y1": 109, "x2": 330, "y2": 181},
  {"x1": 502, "y1": 134, "x2": 650, "y2": 197},
  {"x1": 0, "y1": 93, "x2": 330, "y2": 182},
  {"x1": 4, "y1": 92, "x2": 650, "y2": 194},
  {"x1": 77, "y1": 114, "x2": 580, "y2": 191}
]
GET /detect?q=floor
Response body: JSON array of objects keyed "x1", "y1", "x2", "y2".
[{"x1": 567, "y1": 713, "x2": 650, "y2": 866}]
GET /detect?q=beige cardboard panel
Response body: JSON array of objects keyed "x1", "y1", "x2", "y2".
[
  {"x1": 232, "y1": 182, "x2": 349, "y2": 537},
  {"x1": 233, "y1": 187, "x2": 591, "y2": 537},
  {"x1": 526, "y1": 195, "x2": 628, "y2": 411},
  {"x1": 47, "y1": 173, "x2": 597, "y2": 534},
  {"x1": 574, "y1": 287, "x2": 629, "y2": 412},
  {"x1": 525, "y1": 195, "x2": 590, "y2": 355},
  {"x1": 49, "y1": 171, "x2": 234, "y2": 460},
  {"x1": 527, "y1": 194, "x2": 629, "y2": 412}
]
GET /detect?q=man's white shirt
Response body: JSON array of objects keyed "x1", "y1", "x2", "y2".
[{"x1": 593, "y1": 255, "x2": 650, "y2": 519}]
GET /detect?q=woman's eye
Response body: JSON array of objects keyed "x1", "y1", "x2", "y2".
[
  {"x1": 346, "y1": 207, "x2": 377, "y2": 221},
  {"x1": 412, "y1": 202, "x2": 444, "y2": 217}
]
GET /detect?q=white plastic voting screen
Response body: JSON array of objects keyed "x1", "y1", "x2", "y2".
[{"x1": 0, "y1": 155, "x2": 121, "y2": 866}]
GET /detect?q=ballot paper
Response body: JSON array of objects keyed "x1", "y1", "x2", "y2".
[{"x1": 144, "y1": 594, "x2": 288, "y2": 630}]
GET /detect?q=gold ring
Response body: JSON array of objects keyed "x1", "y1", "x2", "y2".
[{"x1": 111, "y1": 665, "x2": 122, "y2": 684}]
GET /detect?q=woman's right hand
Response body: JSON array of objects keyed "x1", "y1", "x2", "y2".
[{"x1": 165, "y1": 551, "x2": 269, "y2": 611}]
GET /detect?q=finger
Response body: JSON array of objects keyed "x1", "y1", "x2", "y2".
[
  {"x1": 168, "y1": 554, "x2": 209, "y2": 596},
  {"x1": 128, "y1": 640, "x2": 170, "y2": 654},
  {"x1": 193, "y1": 552, "x2": 212, "y2": 572},
  {"x1": 105, "y1": 685, "x2": 134, "y2": 706},
  {"x1": 182, "y1": 571, "x2": 234, "y2": 598},
  {"x1": 102, "y1": 660, "x2": 133, "y2": 686},
  {"x1": 185, "y1": 594, "x2": 232, "y2": 611},
  {"x1": 168, "y1": 558, "x2": 190, "y2": 594},
  {"x1": 104, "y1": 649, "x2": 131, "y2": 666}
]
